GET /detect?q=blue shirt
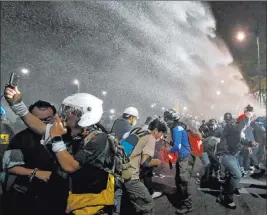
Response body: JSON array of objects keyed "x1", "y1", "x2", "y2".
[{"x1": 170, "y1": 126, "x2": 191, "y2": 158}]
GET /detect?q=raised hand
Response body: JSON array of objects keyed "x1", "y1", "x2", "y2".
[
  {"x1": 50, "y1": 115, "x2": 67, "y2": 137},
  {"x1": 4, "y1": 86, "x2": 22, "y2": 105}
]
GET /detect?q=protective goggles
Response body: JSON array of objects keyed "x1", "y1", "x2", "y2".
[{"x1": 58, "y1": 104, "x2": 84, "y2": 121}]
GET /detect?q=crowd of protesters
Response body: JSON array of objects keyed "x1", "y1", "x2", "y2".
[{"x1": 0, "y1": 84, "x2": 266, "y2": 215}]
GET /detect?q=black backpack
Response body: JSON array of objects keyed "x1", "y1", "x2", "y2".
[{"x1": 82, "y1": 131, "x2": 135, "y2": 182}]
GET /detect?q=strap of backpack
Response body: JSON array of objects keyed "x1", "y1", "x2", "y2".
[
  {"x1": 138, "y1": 131, "x2": 150, "y2": 138},
  {"x1": 130, "y1": 127, "x2": 142, "y2": 135}
]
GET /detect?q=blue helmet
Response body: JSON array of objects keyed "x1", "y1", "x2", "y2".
[{"x1": 0, "y1": 106, "x2": 7, "y2": 120}]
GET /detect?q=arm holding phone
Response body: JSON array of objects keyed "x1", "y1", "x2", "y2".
[
  {"x1": 5, "y1": 85, "x2": 47, "y2": 135},
  {"x1": 4, "y1": 73, "x2": 66, "y2": 136}
]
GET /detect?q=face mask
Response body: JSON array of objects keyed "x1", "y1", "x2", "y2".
[
  {"x1": 132, "y1": 119, "x2": 137, "y2": 126},
  {"x1": 156, "y1": 136, "x2": 163, "y2": 142}
]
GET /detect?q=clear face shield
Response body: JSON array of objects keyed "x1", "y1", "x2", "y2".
[{"x1": 58, "y1": 104, "x2": 84, "y2": 124}]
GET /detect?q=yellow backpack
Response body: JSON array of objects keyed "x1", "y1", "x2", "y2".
[{"x1": 66, "y1": 173, "x2": 115, "y2": 215}]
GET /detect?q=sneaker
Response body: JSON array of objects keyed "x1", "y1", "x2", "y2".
[
  {"x1": 151, "y1": 191, "x2": 163, "y2": 199},
  {"x1": 249, "y1": 166, "x2": 255, "y2": 171},
  {"x1": 242, "y1": 171, "x2": 250, "y2": 177},
  {"x1": 176, "y1": 206, "x2": 193, "y2": 214},
  {"x1": 216, "y1": 195, "x2": 237, "y2": 209},
  {"x1": 159, "y1": 174, "x2": 166, "y2": 178},
  {"x1": 234, "y1": 189, "x2": 240, "y2": 196}
]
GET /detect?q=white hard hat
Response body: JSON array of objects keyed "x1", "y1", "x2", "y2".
[
  {"x1": 123, "y1": 107, "x2": 139, "y2": 118},
  {"x1": 60, "y1": 93, "x2": 103, "y2": 128}
]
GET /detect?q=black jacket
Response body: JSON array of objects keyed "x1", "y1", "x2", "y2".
[
  {"x1": 250, "y1": 121, "x2": 265, "y2": 144},
  {"x1": 216, "y1": 117, "x2": 253, "y2": 156}
]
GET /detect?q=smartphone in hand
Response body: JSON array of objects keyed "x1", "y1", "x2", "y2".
[{"x1": 8, "y1": 72, "x2": 19, "y2": 88}]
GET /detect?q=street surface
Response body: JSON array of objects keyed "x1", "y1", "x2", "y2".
[{"x1": 153, "y1": 157, "x2": 266, "y2": 215}]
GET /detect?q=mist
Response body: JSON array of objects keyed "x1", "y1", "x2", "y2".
[{"x1": 1, "y1": 1, "x2": 264, "y2": 122}]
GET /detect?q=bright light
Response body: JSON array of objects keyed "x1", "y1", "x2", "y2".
[
  {"x1": 110, "y1": 109, "x2": 115, "y2": 114},
  {"x1": 201, "y1": 113, "x2": 204, "y2": 116},
  {"x1": 102, "y1": 91, "x2": 107, "y2": 96},
  {"x1": 183, "y1": 106, "x2": 187, "y2": 111},
  {"x1": 216, "y1": 91, "x2": 221, "y2": 95},
  {"x1": 161, "y1": 107, "x2": 165, "y2": 110},
  {"x1": 221, "y1": 80, "x2": 224, "y2": 84},
  {"x1": 73, "y1": 79, "x2": 79, "y2": 85},
  {"x1": 211, "y1": 105, "x2": 214, "y2": 109},
  {"x1": 236, "y1": 31, "x2": 245, "y2": 42},
  {"x1": 151, "y1": 103, "x2": 156, "y2": 108},
  {"x1": 21, "y1": 68, "x2": 29, "y2": 75}
]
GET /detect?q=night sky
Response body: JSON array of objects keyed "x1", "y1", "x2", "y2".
[{"x1": 211, "y1": 1, "x2": 266, "y2": 77}]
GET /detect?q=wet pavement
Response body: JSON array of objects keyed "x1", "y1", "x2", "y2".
[{"x1": 153, "y1": 157, "x2": 266, "y2": 215}]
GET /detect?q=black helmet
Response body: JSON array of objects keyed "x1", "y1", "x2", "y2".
[
  {"x1": 224, "y1": 112, "x2": 232, "y2": 121},
  {"x1": 209, "y1": 118, "x2": 217, "y2": 124},
  {"x1": 207, "y1": 119, "x2": 218, "y2": 131},
  {"x1": 244, "y1": 105, "x2": 253, "y2": 113},
  {"x1": 163, "y1": 109, "x2": 180, "y2": 121}
]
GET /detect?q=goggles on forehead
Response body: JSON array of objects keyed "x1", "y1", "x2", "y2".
[{"x1": 58, "y1": 104, "x2": 84, "y2": 121}]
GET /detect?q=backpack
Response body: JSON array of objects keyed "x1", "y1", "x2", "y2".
[
  {"x1": 203, "y1": 136, "x2": 220, "y2": 158},
  {"x1": 83, "y1": 131, "x2": 135, "y2": 182},
  {"x1": 170, "y1": 124, "x2": 203, "y2": 157},
  {"x1": 120, "y1": 127, "x2": 150, "y2": 157},
  {"x1": 187, "y1": 129, "x2": 203, "y2": 157}
]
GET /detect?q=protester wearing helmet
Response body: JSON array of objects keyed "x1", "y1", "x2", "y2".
[
  {"x1": 4, "y1": 86, "x2": 116, "y2": 215},
  {"x1": 164, "y1": 109, "x2": 193, "y2": 214},
  {"x1": 200, "y1": 119, "x2": 223, "y2": 183},
  {"x1": 206, "y1": 119, "x2": 223, "y2": 138},
  {"x1": 111, "y1": 107, "x2": 139, "y2": 140}
]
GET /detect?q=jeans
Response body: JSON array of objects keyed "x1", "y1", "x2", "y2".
[
  {"x1": 240, "y1": 147, "x2": 259, "y2": 171},
  {"x1": 201, "y1": 155, "x2": 220, "y2": 180},
  {"x1": 124, "y1": 179, "x2": 155, "y2": 215},
  {"x1": 199, "y1": 153, "x2": 210, "y2": 178},
  {"x1": 219, "y1": 155, "x2": 242, "y2": 202}
]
